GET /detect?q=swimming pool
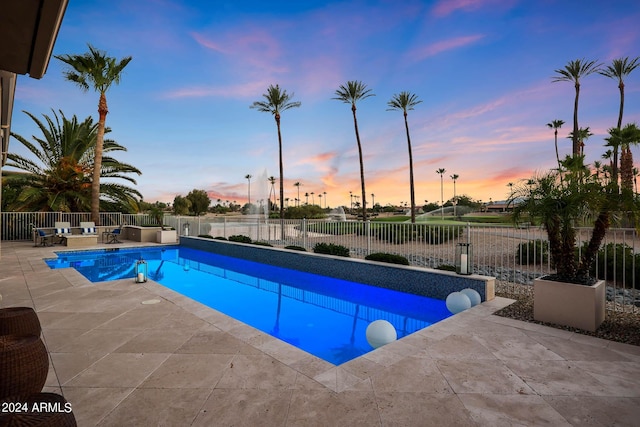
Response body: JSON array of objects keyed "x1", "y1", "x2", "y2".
[{"x1": 46, "y1": 246, "x2": 452, "y2": 365}]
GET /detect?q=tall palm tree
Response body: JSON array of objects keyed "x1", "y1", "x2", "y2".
[
  {"x1": 245, "y1": 174, "x2": 252, "y2": 205},
  {"x1": 552, "y1": 59, "x2": 601, "y2": 156},
  {"x1": 250, "y1": 84, "x2": 301, "y2": 236},
  {"x1": 450, "y1": 174, "x2": 459, "y2": 217},
  {"x1": 547, "y1": 119, "x2": 565, "y2": 169},
  {"x1": 334, "y1": 81, "x2": 374, "y2": 221},
  {"x1": 387, "y1": 91, "x2": 422, "y2": 223},
  {"x1": 6, "y1": 110, "x2": 141, "y2": 212},
  {"x1": 55, "y1": 44, "x2": 132, "y2": 224},
  {"x1": 293, "y1": 181, "x2": 302, "y2": 207},
  {"x1": 268, "y1": 176, "x2": 277, "y2": 211},
  {"x1": 310, "y1": 191, "x2": 315, "y2": 205},
  {"x1": 436, "y1": 168, "x2": 446, "y2": 219},
  {"x1": 599, "y1": 56, "x2": 640, "y2": 185}
]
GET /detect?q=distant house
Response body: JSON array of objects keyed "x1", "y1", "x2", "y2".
[{"x1": 485, "y1": 200, "x2": 516, "y2": 213}]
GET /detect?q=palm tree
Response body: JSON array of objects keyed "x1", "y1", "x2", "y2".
[
  {"x1": 245, "y1": 174, "x2": 252, "y2": 205},
  {"x1": 310, "y1": 192, "x2": 315, "y2": 205},
  {"x1": 567, "y1": 127, "x2": 593, "y2": 156},
  {"x1": 387, "y1": 91, "x2": 422, "y2": 223},
  {"x1": 436, "y1": 168, "x2": 446, "y2": 219},
  {"x1": 250, "y1": 84, "x2": 301, "y2": 236},
  {"x1": 334, "y1": 81, "x2": 374, "y2": 221},
  {"x1": 599, "y1": 56, "x2": 640, "y2": 185},
  {"x1": 293, "y1": 181, "x2": 302, "y2": 207},
  {"x1": 268, "y1": 176, "x2": 277, "y2": 211},
  {"x1": 55, "y1": 44, "x2": 132, "y2": 225},
  {"x1": 6, "y1": 110, "x2": 141, "y2": 212},
  {"x1": 450, "y1": 174, "x2": 459, "y2": 217},
  {"x1": 323, "y1": 191, "x2": 327, "y2": 208},
  {"x1": 547, "y1": 119, "x2": 565, "y2": 169},
  {"x1": 608, "y1": 123, "x2": 640, "y2": 192},
  {"x1": 552, "y1": 59, "x2": 601, "y2": 156}
]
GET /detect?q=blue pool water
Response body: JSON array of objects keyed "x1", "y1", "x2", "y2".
[{"x1": 46, "y1": 246, "x2": 452, "y2": 365}]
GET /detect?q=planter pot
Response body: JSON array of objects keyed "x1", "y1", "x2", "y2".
[
  {"x1": 533, "y1": 277, "x2": 605, "y2": 332},
  {"x1": 156, "y1": 229, "x2": 177, "y2": 244}
]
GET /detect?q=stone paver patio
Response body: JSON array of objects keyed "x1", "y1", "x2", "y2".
[{"x1": 1, "y1": 240, "x2": 639, "y2": 426}]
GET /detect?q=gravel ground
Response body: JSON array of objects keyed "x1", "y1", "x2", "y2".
[{"x1": 493, "y1": 290, "x2": 640, "y2": 346}]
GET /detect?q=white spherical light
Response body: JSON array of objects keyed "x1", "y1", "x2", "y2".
[
  {"x1": 460, "y1": 288, "x2": 482, "y2": 307},
  {"x1": 366, "y1": 320, "x2": 397, "y2": 348},
  {"x1": 446, "y1": 292, "x2": 471, "y2": 314}
]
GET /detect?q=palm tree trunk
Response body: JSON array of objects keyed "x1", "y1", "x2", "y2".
[
  {"x1": 92, "y1": 92, "x2": 108, "y2": 225},
  {"x1": 404, "y1": 112, "x2": 415, "y2": 223},
  {"x1": 617, "y1": 82, "x2": 625, "y2": 129},
  {"x1": 276, "y1": 114, "x2": 285, "y2": 240},
  {"x1": 578, "y1": 210, "x2": 609, "y2": 279},
  {"x1": 573, "y1": 83, "x2": 580, "y2": 156},
  {"x1": 554, "y1": 130, "x2": 560, "y2": 170},
  {"x1": 613, "y1": 82, "x2": 625, "y2": 186},
  {"x1": 352, "y1": 105, "x2": 367, "y2": 221}
]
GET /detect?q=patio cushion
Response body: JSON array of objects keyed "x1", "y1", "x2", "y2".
[
  {"x1": 82, "y1": 227, "x2": 96, "y2": 234},
  {"x1": 55, "y1": 228, "x2": 71, "y2": 234}
]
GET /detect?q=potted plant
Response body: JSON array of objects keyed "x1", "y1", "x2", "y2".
[
  {"x1": 150, "y1": 206, "x2": 176, "y2": 243},
  {"x1": 510, "y1": 152, "x2": 637, "y2": 331}
]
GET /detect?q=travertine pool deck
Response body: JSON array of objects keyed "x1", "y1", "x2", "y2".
[{"x1": 1, "y1": 240, "x2": 639, "y2": 426}]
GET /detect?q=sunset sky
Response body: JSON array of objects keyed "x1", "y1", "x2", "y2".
[{"x1": 7, "y1": 0, "x2": 640, "y2": 209}]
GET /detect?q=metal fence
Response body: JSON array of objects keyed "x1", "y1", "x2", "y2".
[{"x1": 2, "y1": 212, "x2": 638, "y2": 312}]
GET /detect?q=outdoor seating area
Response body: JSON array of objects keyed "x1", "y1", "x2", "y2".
[{"x1": 1, "y1": 239, "x2": 638, "y2": 425}]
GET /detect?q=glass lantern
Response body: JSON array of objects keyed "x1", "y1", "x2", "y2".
[
  {"x1": 135, "y1": 259, "x2": 148, "y2": 283},
  {"x1": 455, "y1": 243, "x2": 472, "y2": 275}
]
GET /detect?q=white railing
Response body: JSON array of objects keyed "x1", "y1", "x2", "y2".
[{"x1": 2, "y1": 212, "x2": 637, "y2": 312}]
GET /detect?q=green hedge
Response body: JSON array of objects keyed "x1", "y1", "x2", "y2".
[
  {"x1": 364, "y1": 252, "x2": 410, "y2": 265},
  {"x1": 313, "y1": 243, "x2": 350, "y2": 257},
  {"x1": 284, "y1": 245, "x2": 307, "y2": 251},
  {"x1": 228, "y1": 235, "x2": 252, "y2": 243}
]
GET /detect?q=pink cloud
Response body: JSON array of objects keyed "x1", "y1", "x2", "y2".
[
  {"x1": 431, "y1": 0, "x2": 516, "y2": 17},
  {"x1": 409, "y1": 34, "x2": 485, "y2": 61},
  {"x1": 164, "y1": 80, "x2": 270, "y2": 99}
]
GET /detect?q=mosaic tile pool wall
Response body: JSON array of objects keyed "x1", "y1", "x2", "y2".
[{"x1": 179, "y1": 237, "x2": 495, "y2": 301}]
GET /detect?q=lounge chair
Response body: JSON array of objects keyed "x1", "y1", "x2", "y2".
[
  {"x1": 36, "y1": 229, "x2": 54, "y2": 246},
  {"x1": 54, "y1": 221, "x2": 72, "y2": 244},
  {"x1": 106, "y1": 227, "x2": 122, "y2": 244},
  {"x1": 80, "y1": 222, "x2": 97, "y2": 235}
]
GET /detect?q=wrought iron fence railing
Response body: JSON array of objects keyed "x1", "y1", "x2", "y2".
[{"x1": 2, "y1": 212, "x2": 637, "y2": 312}]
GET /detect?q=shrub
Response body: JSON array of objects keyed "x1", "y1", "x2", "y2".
[
  {"x1": 375, "y1": 224, "x2": 462, "y2": 245},
  {"x1": 214, "y1": 236, "x2": 228, "y2": 240},
  {"x1": 252, "y1": 241, "x2": 273, "y2": 247},
  {"x1": 365, "y1": 252, "x2": 410, "y2": 265},
  {"x1": 198, "y1": 234, "x2": 214, "y2": 239},
  {"x1": 313, "y1": 243, "x2": 350, "y2": 257},
  {"x1": 515, "y1": 240, "x2": 549, "y2": 265},
  {"x1": 589, "y1": 243, "x2": 640, "y2": 289},
  {"x1": 435, "y1": 264, "x2": 456, "y2": 272},
  {"x1": 228, "y1": 235, "x2": 252, "y2": 243},
  {"x1": 284, "y1": 245, "x2": 307, "y2": 251}
]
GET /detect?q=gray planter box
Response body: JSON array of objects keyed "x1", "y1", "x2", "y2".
[{"x1": 533, "y1": 277, "x2": 605, "y2": 332}]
